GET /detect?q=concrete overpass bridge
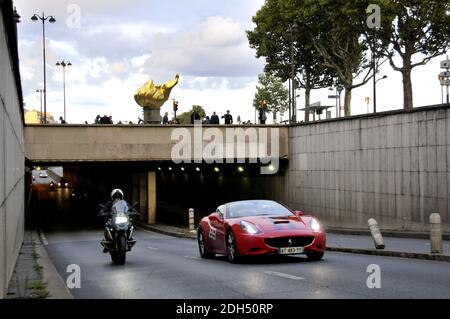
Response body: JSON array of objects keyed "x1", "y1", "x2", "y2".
[{"x1": 24, "y1": 124, "x2": 289, "y2": 224}]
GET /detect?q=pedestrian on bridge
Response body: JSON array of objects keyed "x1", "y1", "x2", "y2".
[{"x1": 222, "y1": 110, "x2": 233, "y2": 125}]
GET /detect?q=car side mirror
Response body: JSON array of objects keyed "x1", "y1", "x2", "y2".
[{"x1": 293, "y1": 210, "x2": 305, "y2": 217}]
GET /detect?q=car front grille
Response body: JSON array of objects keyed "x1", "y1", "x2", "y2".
[{"x1": 265, "y1": 236, "x2": 314, "y2": 248}]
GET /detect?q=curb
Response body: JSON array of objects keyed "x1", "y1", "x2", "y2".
[
  {"x1": 326, "y1": 228, "x2": 450, "y2": 241},
  {"x1": 34, "y1": 231, "x2": 73, "y2": 299},
  {"x1": 326, "y1": 247, "x2": 450, "y2": 262},
  {"x1": 138, "y1": 224, "x2": 450, "y2": 262},
  {"x1": 136, "y1": 223, "x2": 197, "y2": 239}
]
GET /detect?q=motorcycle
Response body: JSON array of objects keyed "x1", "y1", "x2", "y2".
[{"x1": 98, "y1": 200, "x2": 139, "y2": 265}]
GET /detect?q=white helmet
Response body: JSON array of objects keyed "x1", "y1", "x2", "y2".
[{"x1": 111, "y1": 189, "x2": 124, "y2": 200}]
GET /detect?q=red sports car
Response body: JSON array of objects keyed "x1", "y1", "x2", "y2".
[{"x1": 197, "y1": 200, "x2": 326, "y2": 263}]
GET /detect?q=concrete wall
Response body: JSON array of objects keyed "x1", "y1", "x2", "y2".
[
  {"x1": 24, "y1": 125, "x2": 289, "y2": 163},
  {"x1": 0, "y1": 4, "x2": 25, "y2": 298},
  {"x1": 286, "y1": 106, "x2": 450, "y2": 233}
]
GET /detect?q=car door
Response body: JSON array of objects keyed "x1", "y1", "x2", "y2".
[{"x1": 209, "y1": 205, "x2": 227, "y2": 253}]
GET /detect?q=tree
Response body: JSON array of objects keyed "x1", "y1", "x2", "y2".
[
  {"x1": 253, "y1": 73, "x2": 289, "y2": 123},
  {"x1": 299, "y1": 0, "x2": 379, "y2": 116},
  {"x1": 177, "y1": 105, "x2": 206, "y2": 124},
  {"x1": 374, "y1": 0, "x2": 450, "y2": 109},
  {"x1": 247, "y1": 0, "x2": 336, "y2": 122}
]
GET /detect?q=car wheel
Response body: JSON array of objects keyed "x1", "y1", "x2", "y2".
[
  {"x1": 226, "y1": 231, "x2": 240, "y2": 263},
  {"x1": 306, "y1": 251, "x2": 324, "y2": 261},
  {"x1": 198, "y1": 230, "x2": 215, "y2": 259}
]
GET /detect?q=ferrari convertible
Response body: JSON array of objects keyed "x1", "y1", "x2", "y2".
[{"x1": 197, "y1": 200, "x2": 326, "y2": 263}]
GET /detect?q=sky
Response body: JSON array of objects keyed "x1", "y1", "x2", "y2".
[{"x1": 14, "y1": 0, "x2": 449, "y2": 124}]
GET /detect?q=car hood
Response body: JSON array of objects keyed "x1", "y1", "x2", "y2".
[{"x1": 239, "y1": 215, "x2": 312, "y2": 232}]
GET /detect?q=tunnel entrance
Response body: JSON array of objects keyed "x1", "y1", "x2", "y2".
[{"x1": 27, "y1": 161, "x2": 288, "y2": 232}]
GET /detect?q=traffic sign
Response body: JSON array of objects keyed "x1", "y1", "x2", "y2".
[
  {"x1": 441, "y1": 60, "x2": 450, "y2": 69},
  {"x1": 440, "y1": 71, "x2": 450, "y2": 77},
  {"x1": 440, "y1": 79, "x2": 450, "y2": 86}
]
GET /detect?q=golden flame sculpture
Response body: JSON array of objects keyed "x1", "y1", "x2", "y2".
[{"x1": 134, "y1": 74, "x2": 180, "y2": 110}]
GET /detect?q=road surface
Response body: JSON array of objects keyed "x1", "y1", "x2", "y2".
[{"x1": 43, "y1": 227, "x2": 450, "y2": 299}]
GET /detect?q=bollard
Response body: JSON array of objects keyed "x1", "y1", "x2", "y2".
[
  {"x1": 368, "y1": 218, "x2": 385, "y2": 249},
  {"x1": 189, "y1": 208, "x2": 195, "y2": 232},
  {"x1": 430, "y1": 213, "x2": 443, "y2": 255}
]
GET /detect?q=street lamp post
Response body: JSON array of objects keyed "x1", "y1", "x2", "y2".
[
  {"x1": 31, "y1": 13, "x2": 56, "y2": 124},
  {"x1": 287, "y1": 23, "x2": 298, "y2": 124},
  {"x1": 374, "y1": 75, "x2": 387, "y2": 113},
  {"x1": 337, "y1": 85, "x2": 344, "y2": 118},
  {"x1": 36, "y1": 89, "x2": 43, "y2": 123},
  {"x1": 371, "y1": 35, "x2": 387, "y2": 114},
  {"x1": 56, "y1": 60, "x2": 72, "y2": 122}
]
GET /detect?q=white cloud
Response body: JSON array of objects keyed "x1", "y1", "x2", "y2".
[{"x1": 143, "y1": 16, "x2": 264, "y2": 79}]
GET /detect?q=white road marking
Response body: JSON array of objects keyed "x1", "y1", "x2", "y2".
[
  {"x1": 264, "y1": 271, "x2": 304, "y2": 281},
  {"x1": 147, "y1": 246, "x2": 159, "y2": 250}
]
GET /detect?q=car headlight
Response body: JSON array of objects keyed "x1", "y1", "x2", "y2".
[
  {"x1": 310, "y1": 218, "x2": 321, "y2": 232},
  {"x1": 240, "y1": 221, "x2": 261, "y2": 234},
  {"x1": 58, "y1": 182, "x2": 61, "y2": 187},
  {"x1": 115, "y1": 216, "x2": 129, "y2": 224}
]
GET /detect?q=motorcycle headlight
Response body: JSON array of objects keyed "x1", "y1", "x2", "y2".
[
  {"x1": 310, "y1": 218, "x2": 321, "y2": 232},
  {"x1": 115, "y1": 216, "x2": 129, "y2": 224},
  {"x1": 240, "y1": 221, "x2": 261, "y2": 234}
]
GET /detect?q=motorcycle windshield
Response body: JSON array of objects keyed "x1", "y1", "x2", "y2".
[{"x1": 112, "y1": 200, "x2": 129, "y2": 215}]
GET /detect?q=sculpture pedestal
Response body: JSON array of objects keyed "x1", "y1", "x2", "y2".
[{"x1": 143, "y1": 108, "x2": 161, "y2": 124}]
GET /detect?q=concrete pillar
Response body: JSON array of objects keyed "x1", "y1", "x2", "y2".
[
  {"x1": 147, "y1": 172, "x2": 156, "y2": 224},
  {"x1": 368, "y1": 218, "x2": 385, "y2": 249},
  {"x1": 132, "y1": 173, "x2": 140, "y2": 211},
  {"x1": 430, "y1": 213, "x2": 443, "y2": 254},
  {"x1": 143, "y1": 108, "x2": 161, "y2": 124},
  {"x1": 139, "y1": 173, "x2": 148, "y2": 223}
]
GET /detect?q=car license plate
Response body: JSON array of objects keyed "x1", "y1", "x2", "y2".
[{"x1": 279, "y1": 247, "x2": 304, "y2": 255}]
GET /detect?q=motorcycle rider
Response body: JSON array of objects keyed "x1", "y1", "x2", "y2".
[{"x1": 100, "y1": 189, "x2": 137, "y2": 253}]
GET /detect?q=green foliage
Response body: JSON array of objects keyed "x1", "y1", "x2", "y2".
[
  {"x1": 191, "y1": 105, "x2": 206, "y2": 118},
  {"x1": 177, "y1": 105, "x2": 207, "y2": 124},
  {"x1": 372, "y1": 0, "x2": 450, "y2": 109},
  {"x1": 247, "y1": 0, "x2": 336, "y2": 93},
  {"x1": 248, "y1": 0, "x2": 375, "y2": 116},
  {"x1": 253, "y1": 73, "x2": 289, "y2": 119}
]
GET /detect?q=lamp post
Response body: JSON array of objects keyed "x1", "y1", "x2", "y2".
[
  {"x1": 287, "y1": 23, "x2": 298, "y2": 124},
  {"x1": 337, "y1": 85, "x2": 344, "y2": 118},
  {"x1": 36, "y1": 89, "x2": 43, "y2": 123},
  {"x1": 31, "y1": 13, "x2": 56, "y2": 124},
  {"x1": 56, "y1": 60, "x2": 72, "y2": 122},
  {"x1": 374, "y1": 75, "x2": 387, "y2": 113}
]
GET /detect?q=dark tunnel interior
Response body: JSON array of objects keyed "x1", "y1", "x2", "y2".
[{"x1": 28, "y1": 161, "x2": 288, "y2": 232}]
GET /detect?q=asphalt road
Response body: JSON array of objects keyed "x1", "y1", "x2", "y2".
[
  {"x1": 42, "y1": 227, "x2": 450, "y2": 299},
  {"x1": 34, "y1": 179, "x2": 450, "y2": 299}
]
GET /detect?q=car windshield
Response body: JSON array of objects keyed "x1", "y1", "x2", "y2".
[{"x1": 226, "y1": 200, "x2": 293, "y2": 219}]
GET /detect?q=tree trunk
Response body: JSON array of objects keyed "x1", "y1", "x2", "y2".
[
  {"x1": 401, "y1": 62, "x2": 413, "y2": 110},
  {"x1": 344, "y1": 88, "x2": 352, "y2": 117},
  {"x1": 304, "y1": 88, "x2": 311, "y2": 122}
]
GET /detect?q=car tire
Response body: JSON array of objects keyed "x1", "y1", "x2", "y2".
[
  {"x1": 198, "y1": 229, "x2": 215, "y2": 259},
  {"x1": 306, "y1": 251, "x2": 324, "y2": 261},
  {"x1": 226, "y1": 231, "x2": 241, "y2": 263}
]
